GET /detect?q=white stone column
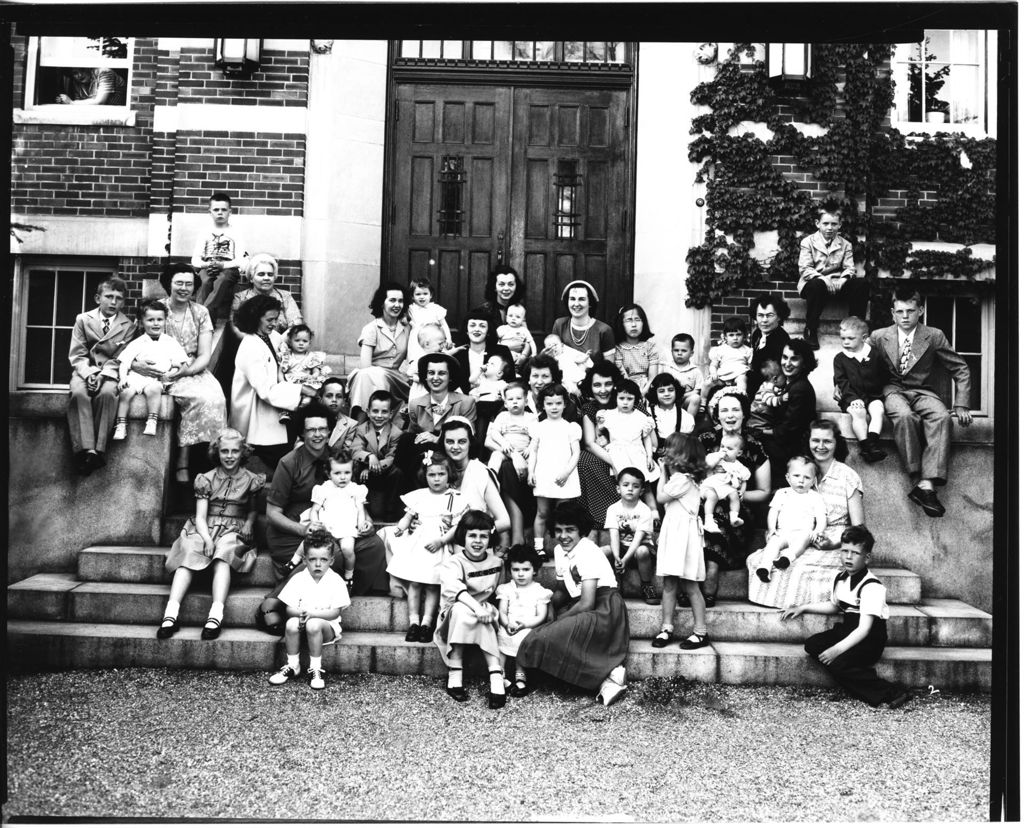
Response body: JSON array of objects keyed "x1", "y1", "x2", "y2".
[
  {"x1": 633, "y1": 42, "x2": 713, "y2": 364},
  {"x1": 302, "y1": 40, "x2": 389, "y2": 360}
]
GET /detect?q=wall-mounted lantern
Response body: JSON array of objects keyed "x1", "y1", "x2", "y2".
[
  {"x1": 214, "y1": 38, "x2": 262, "y2": 76},
  {"x1": 766, "y1": 43, "x2": 813, "y2": 82}
]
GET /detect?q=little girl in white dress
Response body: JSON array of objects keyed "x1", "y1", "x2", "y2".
[
  {"x1": 382, "y1": 451, "x2": 469, "y2": 642},
  {"x1": 600, "y1": 378, "x2": 659, "y2": 512},
  {"x1": 496, "y1": 544, "x2": 552, "y2": 696}
]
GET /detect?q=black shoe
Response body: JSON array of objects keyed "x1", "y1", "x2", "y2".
[
  {"x1": 774, "y1": 556, "x2": 791, "y2": 570},
  {"x1": 200, "y1": 618, "x2": 222, "y2": 640},
  {"x1": 488, "y1": 691, "x2": 507, "y2": 709},
  {"x1": 886, "y1": 689, "x2": 915, "y2": 709},
  {"x1": 74, "y1": 451, "x2": 93, "y2": 476},
  {"x1": 755, "y1": 567, "x2": 771, "y2": 583},
  {"x1": 405, "y1": 625, "x2": 420, "y2": 643},
  {"x1": 908, "y1": 486, "x2": 945, "y2": 517},
  {"x1": 803, "y1": 327, "x2": 819, "y2": 350},
  {"x1": 446, "y1": 685, "x2": 469, "y2": 702},
  {"x1": 702, "y1": 593, "x2": 717, "y2": 608},
  {"x1": 417, "y1": 622, "x2": 435, "y2": 643},
  {"x1": 156, "y1": 617, "x2": 180, "y2": 640}
]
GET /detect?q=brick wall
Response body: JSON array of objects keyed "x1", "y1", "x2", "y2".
[
  {"x1": 177, "y1": 48, "x2": 308, "y2": 107},
  {"x1": 171, "y1": 132, "x2": 306, "y2": 215}
]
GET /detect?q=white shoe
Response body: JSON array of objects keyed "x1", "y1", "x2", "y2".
[
  {"x1": 596, "y1": 677, "x2": 627, "y2": 707},
  {"x1": 112, "y1": 423, "x2": 127, "y2": 441},
  {"x1": 268, "y1": 664, "x2": 299, "y2": 686},
  {"x1": 308, "y1": 667, "x2": 326, "y2": 690},
  {"x1": 143, "y1": 418, "x2": 158, "y2": 436}
]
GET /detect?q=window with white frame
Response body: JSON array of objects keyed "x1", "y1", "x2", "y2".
[
  {"x1": 16, "y1": 36, "x2": 134, "y2": 126},
  {"x1": 892, "y1": 30, "x2": 996, "y2": 137},
  {"x1": 922, "y1": 293, "x2": 992, "y2": 416},
  {"x1": 15, "y1": 260, "x2": 118, "y2": 389}
]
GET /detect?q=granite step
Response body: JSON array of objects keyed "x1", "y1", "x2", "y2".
[
  {"x1": 73, "y1": 546, "x2": 925, "y2": 604},
  {"x1": 7, "y1": 621, "x2": 991, "y2": 692},
  {"x1": 8, "y1": 575, "x2": 986, "y2": 648}
]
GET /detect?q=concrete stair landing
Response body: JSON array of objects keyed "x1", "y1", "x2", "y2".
[{"x1": 7, "y1": 543, "x2": 993, "y2": 692}]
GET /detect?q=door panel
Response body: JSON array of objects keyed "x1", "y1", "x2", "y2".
[
  {"x1": 510, "y1": 87, "x2": 629, "y2": 332},
  {"x1": 389, "y1": 81, "x2": 631, "y2": 336},
  {"x1": 391, "y1": 84, "x2": 512, "y2": 322}
]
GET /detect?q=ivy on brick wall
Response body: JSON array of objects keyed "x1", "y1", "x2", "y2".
[{"x1": 685, "y1": 43, "x2": 997, "y2": 310}]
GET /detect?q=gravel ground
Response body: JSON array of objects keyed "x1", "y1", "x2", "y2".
[{"x1": 6, "y1": 669, "x2": 990, "y2": 822}]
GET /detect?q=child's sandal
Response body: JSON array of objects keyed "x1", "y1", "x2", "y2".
[
  {"x1": 510, "y1": 678, "x2": 530, "y2": 697},
  {"x1": 651, "y1": 628, "x2": 672, "y2": 648},
  {"x1": 156, "y1": 616, "x2": 179, "y2": 640},
  {"x1": 200, "y1": 618, "x2": 222, "y2": 641}
]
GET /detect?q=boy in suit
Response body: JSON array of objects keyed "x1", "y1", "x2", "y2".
[
  {"x1": 797, "y1": 208, "x2": 870, "y2": 349},
  {"x1": 67, "y1": 277, "x2": 136, "y2": 474},
  {"x1": 351, "y1": 390, "x2": 404, "y2": 521},
  {"x1": 869, "y1": 286, "x2": 973, "y2": 517},
  {"x1": 780, "y1": 526, "x2": 914, "y2": 709}
]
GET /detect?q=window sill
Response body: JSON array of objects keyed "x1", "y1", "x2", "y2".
[
  {"x1": 13, "y1": 107, "x2": 136, "y2": 127},
  {"x1": 894, "y1": 122, "x2": 991, "y2": 140}
]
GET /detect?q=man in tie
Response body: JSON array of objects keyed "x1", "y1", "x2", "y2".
[
  {"x1": 869, "y1": 286, "x2": 973, "y2": 517},
  {"x1": 67, "y1": 278, "x2": 136, "y2": 474}
]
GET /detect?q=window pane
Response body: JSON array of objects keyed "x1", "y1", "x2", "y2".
[
  {"x1": 26, "y1": 270, "x2": 56, "y2": 326},
  {"x1": 606, "y1": 42, "x2": 624, "y2": 62},
  {"x1": 943, "y1": 64, "x2": 982, "y2": 124},
  {"x1": 513, "y1": 42, "x2": 533, "y2": 61},
  {"x1": 53, "y1": 328, "x2": 73, "y2": 385},
  {"x1": 564, "y1": 41, "x2": 584, "y2": 62},
  {"x1": 585, "y1": 42, "x2": 607, "y2": 62},
  {"x1": 24, "y1": 328, "x2": 54, "y2": 384},
  {"x1": 534, "y1": 42, "x2": 554, "y2": 62},
  {"x1": 420, "y1": 41, "x2": 442, "y2": 59},
  {"x1": 471, "y1": 41, "x2": 492, "y2": 59},
  {"x1": 85, "y1": 270, "x2": 108, "y2": 300},
  {"x1": 924, "y1": 30, "x2": 951, "y2": 63},
  {"x1": 56, "y1": 271, "x2": 86, "y2": 326},
  {"x1": 954, "y1": 298, "x2": 982, "y2": 352},
  {"x1": 492, "y1": 41, "x2": 513, "y2": 60},
  {"x1": 949, "y1": 30, "x2": 981, "y2": 64},
  {"x1": 442, "y1": 40, "x2": 463, "y2": 59},
  {"x1": 925, "y1": 296, "x2": 953, "y2": 339}
]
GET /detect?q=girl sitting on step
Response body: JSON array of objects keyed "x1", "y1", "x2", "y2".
[{"x1": 157, "y1": 427, "x2": 265, "y2": 641}]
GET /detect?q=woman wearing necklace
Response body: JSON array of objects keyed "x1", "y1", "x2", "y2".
[
  {"x1": 136, "y1": 264, "x2": 227, "y2": 483},
  {"x1": 231, "y1": 294, "x2": 315, "y2": 470},
  {"x1": 347, "y1": 282, "x2": 411, "y2": 420},
  {"x1": 548, "y1": 280, "x2": 615, "y2": 363}
]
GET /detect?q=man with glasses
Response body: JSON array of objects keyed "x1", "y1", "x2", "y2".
[
  {"x1": 869, "y1": 286, "x2": 973, "y2": 518},
  {"x1": 260, "y1": 402, "x2": 389, "y2": 615}
]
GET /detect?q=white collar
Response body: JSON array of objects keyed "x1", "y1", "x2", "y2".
[{"x1": 844, "y1": 342, "x2": 872, "y2": 362}]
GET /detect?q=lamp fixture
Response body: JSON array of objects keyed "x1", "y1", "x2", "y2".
[
  {"x1": 766, "y1": 43, "x2": 813, "y2": 82},
  {"x1": 214, "y1": 38, "x2": 262, "y2": 77}
]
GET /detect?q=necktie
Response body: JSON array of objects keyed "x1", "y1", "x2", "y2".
[
  {"x1": 102, "y1": 318, "x2": 110, "y2": 335},
  {"x1": 899, "y1": 335, "x2": 912, "y2": 375}
]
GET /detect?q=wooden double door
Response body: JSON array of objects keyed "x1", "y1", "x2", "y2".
[{"x1": 387, "y1": 82, "x2": 634, "y2": 336}]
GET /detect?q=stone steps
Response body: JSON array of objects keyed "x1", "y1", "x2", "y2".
[
  {"x1": 6, "y1": 620, "x2": 991, "y2": 692},
  {"x1": 8, "y1": 573, "x2": 989, "y2": 648},
  {"x1": 73, "y1": 545, "x2": 925, "y2": 604}
]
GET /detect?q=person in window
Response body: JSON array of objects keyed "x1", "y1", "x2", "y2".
[
  {"x1": 868, "y1": 286, "x2": 973, "y2": 518},
  {"x1": 55, "y1": 67, "x2": 126, "y2": 106},
  {"x1": 797, "y1": 207, "x2": 869, "y2": 350}
]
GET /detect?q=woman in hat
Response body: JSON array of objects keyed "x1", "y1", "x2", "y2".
[
  {"x1": 548, "y1": 279, "x2": 616, "y2": 364},
  {"x1": 395, "y1": 352, "x2": 477, "y2": 491}
]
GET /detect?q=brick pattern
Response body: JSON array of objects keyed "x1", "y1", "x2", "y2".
[
  {"x1": 171, "y1": 132, "x2": 306, "y2": 215},
  {"x1": 177, "y1": 48, "x2": 308, "y2": 107}
]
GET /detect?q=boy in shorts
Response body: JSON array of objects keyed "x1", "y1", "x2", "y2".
[
  {"x1": 604, "y1": 467, "x2": 658, "y2": 605},
  {"x1": 268, "y1": 528, "x2": 351, "y2": 690}
]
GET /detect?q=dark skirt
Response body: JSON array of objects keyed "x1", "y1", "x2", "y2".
[
  {"x1": 577, "y1": 449, "x2": 618, "y2": 529},
  {"x1": 494, "y1": 456, "x2": 537, "y2": 525},
  {"x1": 518, "y1": 586, "x2": 629, "y2": 691},
  {"x1": 702, "y1": 499, "x2": 757, "y2": 571}
]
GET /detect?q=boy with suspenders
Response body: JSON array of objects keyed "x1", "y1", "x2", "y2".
[{"x1": 780, "y1": 525, "x2": 915, "y2": 709}]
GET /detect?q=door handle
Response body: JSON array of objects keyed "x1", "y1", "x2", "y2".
[{"x1": 497, "y1": 231, "x2": 505, "y2": 265}]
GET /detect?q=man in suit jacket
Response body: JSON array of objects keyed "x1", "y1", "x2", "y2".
[
  {"x1": 869, "y1": 286, "x2": 973, "y2": 517},
  {"x1": 67, "y1": 278, "x2": 136, "y2": 475}
]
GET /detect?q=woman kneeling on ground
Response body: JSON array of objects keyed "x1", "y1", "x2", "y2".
[{"x1": 517, "y1": 503, "x2": 630, "y2": 706}]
